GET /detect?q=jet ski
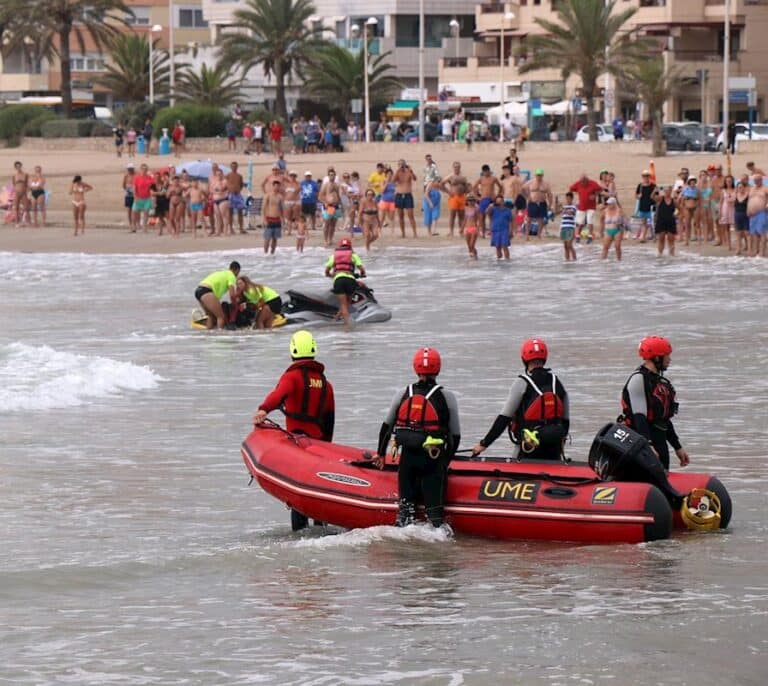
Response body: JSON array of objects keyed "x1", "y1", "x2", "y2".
[{"x1": 281, "y1": 280, "x2": 391, "y2": 325}]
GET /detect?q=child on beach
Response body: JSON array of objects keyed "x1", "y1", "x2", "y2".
[
  {"x1": 69, "y1": 175, "x2": 92, "y2": 236},
  {"x1": 463, "y1": 193, "x2": 480, "y2": 259},
  {"x1": 422, "y1": 178, "x2": 441, "y2": 236},
  {"x1": 295, "y1": 215, "x2": 307, "y2": 252},
  {"x1": 187, "y1": 180, "x2": 206, "y2": 239},
  {"x1": 560, "y1": 191, "x2": 577, "y2": 261}
]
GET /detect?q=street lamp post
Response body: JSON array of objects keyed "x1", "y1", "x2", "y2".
[
  {"x1": 169, "y1": 1, "x2": 175, "y2": 105},
  {"x1": 722, "y1": 0, "x2": 730, "y2": 154},
  {"x1": 499, "y1": 11, "x2": 515, "y2": 142},
  {"x1": 418, "y1": 0, "x2": 425, "y2": 142},
  {"x1": 354, "y1": 17, "x2": 378, "y2": 144},
  {"x1": 449, "y1": 19, "x2": 459, "y2": 60},
  {"x1": 148, "y1": 23, "x2": 162, "y2": 104}
]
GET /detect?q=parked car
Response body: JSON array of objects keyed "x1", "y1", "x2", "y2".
[
  {"x1": 574, "y1": 124, "x2": 614, "y2": 142},
  {"x1": 716, "y1": 123, "x2": 768, "y2": 150},
  {"x1": 662, "y1": 125, "x2": 696, "y2": 151}
]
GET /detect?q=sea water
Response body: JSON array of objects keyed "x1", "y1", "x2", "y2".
[{"x1": 1, "y1": 245, "x2": 766, "y2": 685}]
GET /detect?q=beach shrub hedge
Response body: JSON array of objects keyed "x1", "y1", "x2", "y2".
[
  {"x1": 0, "y1": 104, "x2": 48, "y2": 143},
  {"x1": 41, "y1": 119, "x2": 100, "y2": 138},
  {"x1": 153, "y1": 105, "x2": 227, "y2": 138},
  {"x1": 90, "y1": 121, "x2": 114, "y2": 137},
  {"x1": 22, "y1": 111, "x2": 59, "y2": 137}
]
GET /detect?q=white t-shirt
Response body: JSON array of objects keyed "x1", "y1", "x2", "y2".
[{"x1": 441, "y1": 117, "x2": 453, "y2": 137}]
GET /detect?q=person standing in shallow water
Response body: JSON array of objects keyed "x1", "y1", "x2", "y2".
[
  {"x1": 620, "y1": 336, "x2": 690, "y2": 471},
  {"x1": 377, "y1": 347, "x2": 460, "y2": 528}
]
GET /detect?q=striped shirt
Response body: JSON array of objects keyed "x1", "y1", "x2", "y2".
[{"x1": 560, "y1": 204, "x2": 577, "y2": 231}]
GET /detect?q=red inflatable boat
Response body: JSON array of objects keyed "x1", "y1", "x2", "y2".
[{"x1": 241, "y1": 424, "x2": 731, "y2": 544}]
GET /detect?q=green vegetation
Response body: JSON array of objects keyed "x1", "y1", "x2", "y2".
[
  {"x1": 99, "y1": 33, "x2": 170, "y2": 103},
  {"x1": 152, "y1": 104, "x2": 228, "y2": 138}
]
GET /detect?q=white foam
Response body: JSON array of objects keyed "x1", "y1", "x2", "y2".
[
  {"x1": 287, "y1": 523, "x2": 454, "y2": 549},
  {"x1": 0, "y1": 342, "x2": 162, "y2": 412}
]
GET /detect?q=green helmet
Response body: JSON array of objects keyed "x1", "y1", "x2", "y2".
[{"x1": 289, "y1": 330, "x2": 317, "y2": 359}]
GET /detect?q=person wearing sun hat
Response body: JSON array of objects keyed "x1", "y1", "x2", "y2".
[
  {"x1": 634, "y1": 168, "x2": 657, "y2": 243},
  {"x1": 299, "y1": 170, "x2": 320, "y2": 231}
]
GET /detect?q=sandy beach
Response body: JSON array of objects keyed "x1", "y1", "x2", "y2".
[{"x1": 0, "y1": 139, "x2": 759, "y2": 256}]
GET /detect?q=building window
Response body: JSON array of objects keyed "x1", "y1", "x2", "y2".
[
  {"x1": 395, "y1": 15, "x2": 475, "y2": 48},
  {"x1": 178, "y1": 8, "x2": 208, "y2": 28},
  {"x1": 718, "y1": 27, "x2": 741, "y2": 55},
  {"x1": 70, "y1": 55, "x2": 106, "y2": 71},
  {"x1": 350, "y1": 16, "x2": 384, "y2": 37},
  {"x1": 126, "y1": 6, "x2": 150, "y2": 25},
  {"x1": 335, "y1": 20, "x2": 346, "y2": 39}
]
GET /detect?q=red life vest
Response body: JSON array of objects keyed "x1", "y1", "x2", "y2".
[
  {"x1": 395, "y1": 383, "x2": 448, "y2": 435},
  {"x1": 621, "y1": 366, "x2": 677, "y2": 426},
  {"x1": 333, "y1": 247, "x2": 354, "y2": 275},
  {"x1": 518, "y1": 369, "x2": 565, "y2": 427}
]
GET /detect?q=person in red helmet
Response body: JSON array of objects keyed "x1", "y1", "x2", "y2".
[
  {"x1": 324, "y1": 237, "x2": 366, "y2": 326},
  {"x1": 620, "y1": 336, "x2": 690, "y2": 470},
  {"x1": 377, "y1": 347, "x2": 461, "y2": 527},
  {"x1": 473, "y1": 338, "x2": 569, "y2": 460}
]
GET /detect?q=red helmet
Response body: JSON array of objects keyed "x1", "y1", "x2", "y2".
[
  {"x1": 413, "y1": 347, "x2": 441, "y2": 376},
  {"x1": 638, "y1": 336, "x2": 672, "y2": 360},
  {"x1": 338, "y1": 237, "x2": 352, "y2": 249},
  {"x1": 520, "y1": 338, "x2": 548, "y2": 363}
]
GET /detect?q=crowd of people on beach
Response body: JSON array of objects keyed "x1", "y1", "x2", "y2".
[{"x1": 5, "y1": 147, "x2": 768, "y2": 256}]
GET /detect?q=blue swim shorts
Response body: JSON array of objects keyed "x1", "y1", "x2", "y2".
[{"x1": 749, "y1": 210, "x2": 766, "y2": 236}]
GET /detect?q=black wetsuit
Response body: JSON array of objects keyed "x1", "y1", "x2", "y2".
[{"x1": 378, "y1": 379, "x2": 461, "y2": 526}]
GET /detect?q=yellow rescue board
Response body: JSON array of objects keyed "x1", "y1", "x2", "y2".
[{"x1": 191, "y1": 313, "x2": 288, "y2": 330}]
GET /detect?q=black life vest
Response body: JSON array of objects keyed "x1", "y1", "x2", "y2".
[
  {"x1": 332, "y1": 246, "x2": 354, "y2": 275},
  {"x1": 621, "y1": 365, "x2": 678, "y2": 429},
  {"x1": 394, "y1": 381, "x2": 450, "y2": 450}
]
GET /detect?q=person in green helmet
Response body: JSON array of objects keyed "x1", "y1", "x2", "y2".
[
  {"x1": 253, "y1": 330, "x2": 335, "y2": 441},
  {"x1": 195, "y1": 261, "x2": 241, "y2": 329}
]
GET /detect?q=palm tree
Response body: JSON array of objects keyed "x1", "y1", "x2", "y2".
[
  {"x1": 302, "y1": 43, "x2": 402, "y2": 121},
  {"x1": 174, "y1": 61, "x2": 243, "y2": 107},
  {"x1": 99, "y1": 33, "x2": 170, "y2": 103},
  {"x1": 518, "y1": 0, "x2": 648, "y2": 140},
  {"x1": 219, "y1": 0, "x2": 325, "y2": 120},
  {"x1": 5, "y1": 0, "x2": 132, "y2": 117},
  {"x1": 621, "y1": 55, "x2": 687, "y2": 157}
]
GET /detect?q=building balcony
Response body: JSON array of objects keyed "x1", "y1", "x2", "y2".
[
  {"x1": 440, "y1": 56, "x2": 565, "y2": 86},
  {"x1": 637, "y1": 0, "x2": 745, "y2": 25},
  {"x1": 0, "y1": 72, "x2": 50, "y2": 92},
  {"x1": 476, "y1": 3, "x2": 521, "y2": 35}
]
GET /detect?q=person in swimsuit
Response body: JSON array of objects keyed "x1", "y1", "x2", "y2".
[
  {"x1": 69, "y1": 175, "x2": 92, "y2": 236},
  {"x1": 235, "y1": 276, "x2": 283, "y2": 329},
  {"x1": 282, "y1": 171, "x2": 301, "y2": 235},
  {"x1": 717, "y1": 175, "x2": 735, "y2": 251},
  {"x1": 463, "y1": 193, "x2": 480, "y2": 259},
  {"x1": 11, "y1": 161, "x2": 29, "y2": 226},
  {"x1": 393, "y1": 159, "x2": 418, "y2": 238},
  {"x1": 168, "y1": 175, "x2": 185, "y2": 238},
  {"x1": 378, "y1": 168, "x2": 396, "y2": 234},
  {"x1": 186, "y1": 180, "x2": 206, "y2": 239},
  {"x1": 210, "y1": 168, "x2": 230, "y2": 236},
  {"x1": 601, "y1": 197, "x2": 625, "y2": 261},
  {"x1": 262, "y1": 180, "x2": 284, "y2": 254},
  {"x1": 678, "y1": 177, "x2": 699, "y2": 246},
  {"x1": 226, "y1": 161, "x2": 246, "y2": 234},
  {"x1": 195, "y1": 261, "x2": 241, "y2": 329},
  {"x1": 319, "y1": 170, "x2": 342, "y2": 247},
  {"x1": 654, "y1": 186, "x2": 678, "y2": 257},
  {"x1": 440, "y1": 162, "x2": 468, "y2": 236},
  {"x1": 125, "y1": 127, "x2": 137, "y2": 157},
  {"x1": 473, "y1": 164, "x2": 502, "y2": 238},
  {"x1": 697, "y1": 171, "x2": 713, "y2": 245},
  {"x1": 360, "y1": 188, "x2": 380, "y2": 251},
  {"x1": 152, "y1": 172, "x2": 170, "y2": 236},
  {"x1": 295, "y1": 215, "x2": 308, "y2": 253},
  {"x1": 29, "y1": 165, "x2": 46, "y2": 226},
  {"x1": 123, "y1": 164, "x2": 135, "y2": 226},
  {"x1": 733, "y1": 174, "x2": 750, "y2": 256}
]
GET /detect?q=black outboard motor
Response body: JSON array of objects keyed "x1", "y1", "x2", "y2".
[{"x1": 588, "y1": 423, "x2": 685, "y2": 509}]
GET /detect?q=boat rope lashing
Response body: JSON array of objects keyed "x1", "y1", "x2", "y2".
[
  {"x1": 521, "y1": 428, "x2": 540, "y2": 454},
  {"x1": 680, "y1": 488, "x2": 722, "y2": 531}
]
